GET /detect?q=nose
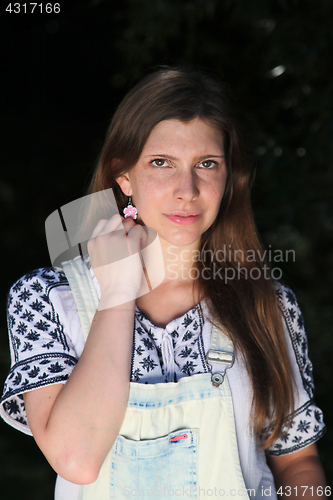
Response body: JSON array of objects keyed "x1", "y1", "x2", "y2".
[{"x1": 173, "y1": 169, "x2": 199, "y2": 202}]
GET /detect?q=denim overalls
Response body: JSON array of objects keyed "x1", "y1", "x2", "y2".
[{"x1": 60, "y1": 256, "x2": 250, "y2": 500}]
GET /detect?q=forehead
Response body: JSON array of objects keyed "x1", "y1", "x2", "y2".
[{"x1": 142, "y1": 118, "x2": 224, "y2": 153}]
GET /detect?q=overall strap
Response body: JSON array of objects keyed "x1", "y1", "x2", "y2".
[
  {"x1": 206, "y1": 323, "x2": 235, "y2": 387},
  {"x1": 61, "y1": 255, "x2": 99, "y2": 342}
]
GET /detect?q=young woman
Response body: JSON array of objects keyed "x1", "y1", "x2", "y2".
[{"x1": 1, "y1": 68, "x2": 327, "y2": 499}]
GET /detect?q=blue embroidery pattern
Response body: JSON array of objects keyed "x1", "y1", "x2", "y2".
[
  {"x1": 264, "y1": 283, "x2": 326, "y2": 455},
  {"x1": 1, "y1": 267, "x2": 78, "y2": 429},
  {"x1": 130, "y1": 303, "x2": 208, "y2": 383}
]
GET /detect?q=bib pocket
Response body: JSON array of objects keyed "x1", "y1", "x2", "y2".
[{"x1": 110, "y1": 429, "x2": 198, "y2": 499}]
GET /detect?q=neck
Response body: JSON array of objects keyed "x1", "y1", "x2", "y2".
[{"x1": 159, "y1": 237, "x2": 201, "y2": 284}]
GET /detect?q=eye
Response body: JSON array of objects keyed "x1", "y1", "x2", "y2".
[
  {"x1": 199, "y1": 160, "x2": 218, "y2": 169},
  {"x1": 150, "y1": 158, "x2": 170, "y2": 167}
]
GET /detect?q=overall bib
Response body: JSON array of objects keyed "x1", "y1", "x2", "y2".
[{"x1": 61, "y1": 256, "x2": 250, "y2": 500}]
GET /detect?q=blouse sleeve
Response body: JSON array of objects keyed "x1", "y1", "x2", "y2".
[
  {"x1": 0, "y1": 267, "x2": 79, "y2": 436},
  {"x1": 264, "y1": 283, "x2": 326, "y2": 456}
]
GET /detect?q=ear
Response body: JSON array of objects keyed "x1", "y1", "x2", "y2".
[{"x1": 116, "y1": 172, "x2": 132, "y2": 197}]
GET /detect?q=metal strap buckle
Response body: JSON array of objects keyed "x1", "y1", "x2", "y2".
[{"x1": 206, "y1": 350, "x2": 235, "y2": 387}]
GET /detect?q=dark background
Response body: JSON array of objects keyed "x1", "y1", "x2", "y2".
[{"x1": 1, "y1": 0, "x2": 332, "y2": 497}]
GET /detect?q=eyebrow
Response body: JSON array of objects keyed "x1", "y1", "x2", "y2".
[{"x1": 144, "y1": 154, "x2": 225, "y2": 161}]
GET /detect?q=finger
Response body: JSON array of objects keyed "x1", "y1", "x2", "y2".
[
  {"x1": 88, "y1": 215, "x2": 124, "y2": 258},
  {"x1": 99, "y1": 214, "x2": 124, "y2": 235},
  {"x1": 91, "y1": 214, "x2": 123, "y2": 239},
  {"x1": 99, "y1": 214, "x2": 140, "y2": 237},
  {"x1": 140, "y1": 230, "x2": 165, "y2": 289},
  {"x1": 88, "y1": 217, "x2": 135, "y2": 268},
  {"x1": 90, "y1": 219, "x2": 109, "y2": 239},
  {"x1": 127, "y1": 225, "x2": 148, "y2": 256}
]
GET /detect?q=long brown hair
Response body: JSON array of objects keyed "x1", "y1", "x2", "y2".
[{"x1": 88, "y1": 67, "x2": 294, "y2": 447}]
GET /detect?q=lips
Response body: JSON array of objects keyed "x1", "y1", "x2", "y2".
[
  {"x1": 165, "y1": 211, "x2": 201, "y2": 217},
  {"x1": 164, "y1": 211, "x2": 202, "y2": 225}
]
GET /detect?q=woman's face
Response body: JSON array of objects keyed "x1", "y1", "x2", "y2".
[{"x1": 117, "y1": 118, "x2": 227, "y2": 249}]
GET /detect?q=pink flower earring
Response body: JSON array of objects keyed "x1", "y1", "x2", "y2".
[{"x1": 123, "y1": 196, "x2": 138, "y2": 220}]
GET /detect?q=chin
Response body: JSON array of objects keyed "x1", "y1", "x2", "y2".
[{"x1": 161, "y1": 233, "x2": 201, "y2": 248}]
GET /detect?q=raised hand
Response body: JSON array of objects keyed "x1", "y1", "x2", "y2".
[{"x1": 87, "y1": 214, "x2": 149, "y2": 310}]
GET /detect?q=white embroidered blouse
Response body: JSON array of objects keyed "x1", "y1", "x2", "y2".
[{"x1": 0, "y1": 259, "x2": 326, "y2": 497}]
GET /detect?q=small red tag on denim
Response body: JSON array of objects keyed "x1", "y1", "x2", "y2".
[{"x1": 170, "y1": 433, "x2": 188, "y2": 442}]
